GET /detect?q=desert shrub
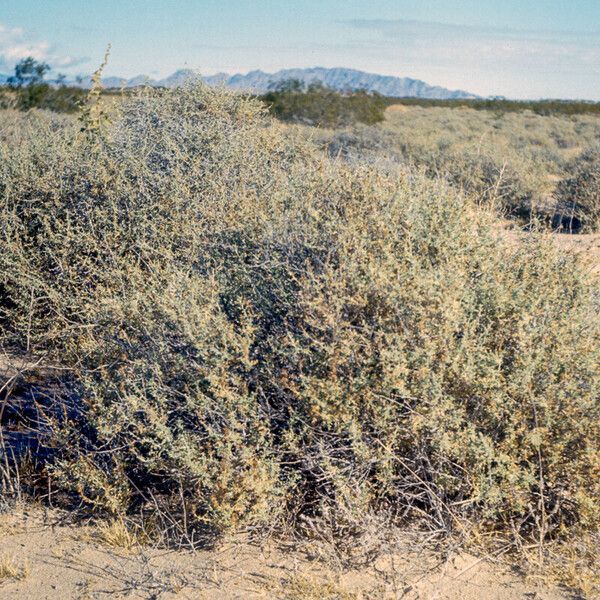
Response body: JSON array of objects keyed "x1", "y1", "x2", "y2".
[
  {"x1": 0, "y1": 86, "x2": 598, "y2": 552},
  {"x1": 323, "y1": 106, "x2": 600, "y2": 227},
  {"x1": 0, "y1": 88, "x2": 293, "y2": 533},
  {"x1": 423, "y1": 149, "x2": 539, "y2": 217},
  {"x1": 555, "y1": 147, "x2": 600, "y2": 232},
  {"x1": 326, "y1": 125, "x2": 541, "y2": 217},
  {"x1": 261, "y1": 80, "x2": 385, "y2": 128}
]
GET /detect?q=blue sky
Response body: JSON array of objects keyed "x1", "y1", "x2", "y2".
[{"x1": 1, "y1": 1, "x2": 599, "y2": 99}]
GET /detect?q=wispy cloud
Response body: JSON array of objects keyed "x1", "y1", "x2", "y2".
[
  {"x1": 0, "y1": 22, "x2": 86, "y2": 73},
  {"x1": 346, "y1": 19, "x2": 600, "y2": 39},
  {"x1": 341, "y1": 19, "x2": 600, "y2": 99}
]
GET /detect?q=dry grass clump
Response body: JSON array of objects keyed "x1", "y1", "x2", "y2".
[
  {"x1": 555, "y1": 147, "x2": 600, "y2": 232},
  {"x1": 274, "y1": 574, "x2": 360, "y2": 600},
  {"x1": 92, "y1": 518, "x2": 148, "y2": 551},
  {"x1": 541, "y1": 533, "x2": 600, "y2": 598},
  {"x1": 0, "y1": 85, "x2": 598, "y2": 567},
  {"x1": 0, "y1": 556, "x2": 29, "y2": 582}
]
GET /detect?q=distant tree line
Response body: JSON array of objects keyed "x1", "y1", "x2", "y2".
[{"x1": 259, "y1": 79, "x2": 387, "y2": 128}]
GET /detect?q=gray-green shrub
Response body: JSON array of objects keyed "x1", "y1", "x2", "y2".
[
  {"x1": 0, "y1": 86, "x2": 598, "y2": 553},
  {"x1": 555, "y1": 147, "x2": 600, "y2": 232},
  {"x1": 321, "y1": 106, "x2": 600, "y2": 224}
]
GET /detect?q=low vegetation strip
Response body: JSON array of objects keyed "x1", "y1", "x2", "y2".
[
  {"x1": 383, "y1": 96, "x2": 600, "y2": 116},
  {"x1": 0, "y1": 85, "x2": 599, "y2": 593}
]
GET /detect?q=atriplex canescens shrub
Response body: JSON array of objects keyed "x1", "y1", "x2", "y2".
[{"x1": 0, "y1": 86, "x2": 598, "y2": 546}]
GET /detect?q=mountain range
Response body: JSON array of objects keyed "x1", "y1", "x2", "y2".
[
  {"x1": 92, "y1": 67, "x2": 478, "y2": 99},
  {"x1": 0, "y1": 67, "x2": 477, "y2": 99}
]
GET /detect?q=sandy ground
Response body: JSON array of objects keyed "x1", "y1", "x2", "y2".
[{"x1": 0, "y1": 508, "x2": 578, "y2": 600}]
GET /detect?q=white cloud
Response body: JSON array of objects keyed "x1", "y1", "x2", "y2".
[
  {"x1": 342, "y1": 19, "x2": 600, "y2": 99},
  {"x1": 0, "y1": 21, "x2": 84, "y2": 73}
]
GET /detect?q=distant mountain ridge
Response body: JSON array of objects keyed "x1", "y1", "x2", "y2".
[
  {"x1": 204, "y1": 68, "x2": 477, "y2": 99},
  {"x1": 72, "y1": 67, "x2": 477, "y2": 99}
]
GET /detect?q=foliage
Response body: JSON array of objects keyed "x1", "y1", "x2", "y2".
[
  {"x1": 321, "y1": 106, "x2": 600, "y2": 224},
  {"x1": 555, "y1": 147, "x2": 600, "y2": 232},
  {"x1": 79, "y1": 46, "x2": 112, "y2": 135},
  {"x1": 2, "y1": 57, "x2": 85, "y2": 113},
  {"x1": 8, "y1": 57, "x2": 50, "y2": 87},
  {"x1": 261, "y1": 79, "x2": 386, "y2": 128},
  {"x1": 0, "y1": 86, "x2": 598, "y2": 558}
]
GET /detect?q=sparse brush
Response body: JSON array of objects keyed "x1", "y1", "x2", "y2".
[
  {"x1": 323, "y1": 106, "x2": 600, "y2": 225},
  {"x1": 0, "y1": 85, "x2": 598, "y2": 579},
  {"x1": 555, "y1": 146, "x2": 600, "y2": 232}
]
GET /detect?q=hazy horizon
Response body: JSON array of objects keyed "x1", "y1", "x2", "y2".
[{"x1": 1, "y1": 0, "x2": 599, "y2": 100}]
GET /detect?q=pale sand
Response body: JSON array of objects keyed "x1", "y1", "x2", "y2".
[{"x1": 0, "y1": 508, "x2": 575, "y2": 600}]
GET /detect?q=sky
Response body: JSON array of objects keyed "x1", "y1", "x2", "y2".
[{"x1": 0, "y1": 0, "x2": 599, "y2": 100}]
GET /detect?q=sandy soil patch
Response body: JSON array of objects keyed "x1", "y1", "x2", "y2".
[{"x1": 0, "y1": 508, "x2": 576, "y2": 600}]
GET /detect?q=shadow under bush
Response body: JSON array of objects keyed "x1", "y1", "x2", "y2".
[{"x1": 0, "y1": 86, "x2": 598, "y2": 555}]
